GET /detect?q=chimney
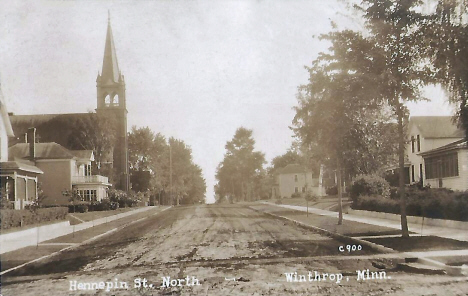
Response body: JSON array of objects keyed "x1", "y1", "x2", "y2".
[{"x1": 27, "y1": 128, "x2": 36, "y2": 160}]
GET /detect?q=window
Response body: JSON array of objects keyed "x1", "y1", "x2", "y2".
[
  {"x1": 425, "y1": 152, "x2": 459, "y2": 179},
  {"x1": 302, "y1": 187, "x2": 306, "y2": 193},
  {"x1": 295, "y1": 187, "x2": 298, "y2": 193},
  {"x1": 411, "y1": 165, "x2": 415, "y2": 183},
  {"x1": 411, "y1": 136, "x2": 415, "y2": 153},
  {"x1": 294, "y1": 175, "x2": 298, "y2": 182},
  {"x1": 417, "y1": 135, "x2": 421, "y2": 152},
  {"x1": 85, "y1": 164, "x2": 91, "y2": 176},
  {"x1": 77, "y1": 189, "x2": 97, "y2": 201},
  {"x1": 105, "y1": 94, "x2": 111, "y2": 106}
]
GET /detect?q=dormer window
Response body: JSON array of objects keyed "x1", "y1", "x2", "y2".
[
  {"x1": 294, "y1": 174, "x2": 298, "y2": 182},
  {"x1": 417, "y1": 135, "x2": 420, "y2": 152},
  {"x1": 411, "y1": 136, "x2": 415, "y2": 153}
]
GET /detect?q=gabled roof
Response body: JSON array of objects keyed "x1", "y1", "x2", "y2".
[
  {"x1": 9, "y1": 143, "x2": 76, "y2": 160},
  {"x1": 71, "y1": 150, "x2": 94, "y2": 161},
  {"x1": 419, "y1": 139, "x2": 467, "y2": 157},
  {"x1": 277, "y1": 164, "x2": 311, "y2": 175},
  {"x1": 409, "y1": 116, "x2": 464, "y2": 138}
]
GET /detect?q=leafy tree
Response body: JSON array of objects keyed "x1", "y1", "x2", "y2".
[
  {"x1": 424, "y1": 1, "x2": 468, "y2": 137},
  {"x1": 353, "y1": 0, "x2": 432, "y2": 237},
  {"x1": 215, "y1": 127, "x2": 266, "y2": 202},
  {"x1": 127, "y1": 127, "x2": 206, "y2": 205},
  {"x1": 293, "y1": 29, "x2": 387, "y2": 224},
  {"x1": 67, "y1": 112, "x2": 117, "y2": 181}
]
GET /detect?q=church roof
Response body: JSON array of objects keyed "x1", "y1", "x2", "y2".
[
  {"x1": 409, "y1": 116, "x2": 464, "y2": 138},
  {"x1": 9, "y1": 113, "x2": 90, "y2": 147},
  {"x1": 9, "y1": 142, "x2": 77, "y2": 160},
  {"x1": 100, "y1": 16, "x2": 120, "y2": 84}
]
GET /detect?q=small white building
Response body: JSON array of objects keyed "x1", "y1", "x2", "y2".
[{"x1": 272, "y1": 164, "x2": 323, "y2": 198}]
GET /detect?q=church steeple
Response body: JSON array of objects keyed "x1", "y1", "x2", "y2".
[
  {"x1": 100, "y1": 12, "x2": 121, "y2": 84},
  {"x1": 96, "y1": 12, "x2": 126, "y2": 110},
  {"x1": 96, "y1": 13, "x2": 129, "y2": 192}
]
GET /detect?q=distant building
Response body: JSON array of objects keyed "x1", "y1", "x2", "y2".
[
  {"x1": 9, "y1": 15, "x2": 129, "y2": 191},
  {"x1": 9, "y1": 128, "x2": 111, "y2": 205},
  {"x1": 0, "y1": 84, "x2": 43, "y2": 210},
  {"x1": 272, "y1": 164, "x2": 322, "y2": 198},
  {"x1": 407, "y1": 116, "x2": 464, "y2": 185}
]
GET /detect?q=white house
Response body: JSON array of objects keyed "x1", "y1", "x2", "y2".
[
  {"x1": 407, "y1": 116, "x2": 464, "y2": 185},
  {"x1": 272, "y1": 164, "x2": 324, "y2": 198}
]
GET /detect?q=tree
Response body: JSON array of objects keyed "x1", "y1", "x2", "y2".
[
  {"x1": 293, "y1": 29, "x2": 387, "y2": 225},
  {"x1": 215, "y1": 127, "x2": 266, "y2": 202},
  {"x1": 424, "y1": 1, "x2": 468, "y2": 137},
  {"x1": 353, "y1": 0, "x2": 432, "y2": 237},
  {"x1": 67, "y1": 112, "x2": 117, "y2": 181},
  {"x1": 127, "y1": 127, "x2": 206, "y2": 205}
]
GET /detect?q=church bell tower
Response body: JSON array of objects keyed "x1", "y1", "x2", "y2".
[{"x1": 96, "y1": 13, "x2": 129, "y2": 191}]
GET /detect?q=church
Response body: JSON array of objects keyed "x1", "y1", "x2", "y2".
[{"x1": 8, "y1": 16, "x2": 130, "y2": 193}]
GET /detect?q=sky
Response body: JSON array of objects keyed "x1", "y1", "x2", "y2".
[{"x1": 0, "y1": 0, "x2": 455, "y2": 203}]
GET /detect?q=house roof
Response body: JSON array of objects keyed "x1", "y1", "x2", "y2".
[
  {"x1": 0, "y1": 160, "x2": 43, "y2": 174},
  {"x1": 419, "y1": 139, "x2": 467, "y2": 157},
  {"x1": 9, "y1": 142, "x2": 77, "y2": 160},
  {"x1": 277, "y1": 164, "x2": 311, "y2": 175},
  {"x1": 71, "y1": 150, "x2": 94, "y2": 161},
  {"x1": 409, "y1": 116, "x2": 464, "y2": 138}
]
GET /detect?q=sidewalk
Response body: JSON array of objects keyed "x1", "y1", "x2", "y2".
[
  {"x1": 1, "y1": 206, "x2": 170, "y2": 274},
  {"x1": 0, "y1": 206, "x2": 157, "y2": 254},
  {"x1": 263, "y1": 202, "x2": 468, "y2": 242}
]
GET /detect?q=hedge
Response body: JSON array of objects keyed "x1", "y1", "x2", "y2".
[
  {"x1": 352, "y1": 187, "x2": 468, "y2": 221},
  {"x1": 1, "y1": 207, "x2": 68, "y2": 230}
]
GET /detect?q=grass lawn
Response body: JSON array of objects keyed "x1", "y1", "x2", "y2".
[
  {"x1": 365, "y1": 236, "x2": 468, "y2": 252},
  {"x1": 272, "y1": 196, "x2": 352, "y2": 211},
  {"x1": 68, "y1": 207, "x2": 140, "y2": 225}
]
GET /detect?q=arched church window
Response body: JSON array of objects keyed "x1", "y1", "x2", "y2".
[
  {"x1": 105, "y1": 94, "x2": 111, "y2": 106},
  {"x1": 113, "y1": 94, "x2": 120, "y2": 106}
]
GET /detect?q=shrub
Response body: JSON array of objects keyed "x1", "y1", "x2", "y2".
[
  {"x1": 353, "y1": 187, "x2": 468, "y2": 221},
  {"x1": 304, "y1": 191, "x2": 318, "y2": 202},
  {"x1": 1, "y1": 207, "x2": 68, "y2": 229},
  {"x1": 326, "y1": 185, "x2": 338, "y2": 196},
  {"x1": 290, "y1": 192, "x2": 301, "y2": 198},
  {"x1": 275, "y1": 198, "x2": 282, "y2": 204},
  {"x1": 350, "y1": 174, "x2": 390, "y2": 203}
]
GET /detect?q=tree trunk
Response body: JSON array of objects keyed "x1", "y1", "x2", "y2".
[
  {"x1": 397, "y1": 102, "x2": 410, "y2": 238},
  {"x1": 337, "y1": 158, "x2": 343, "y2": 225}
]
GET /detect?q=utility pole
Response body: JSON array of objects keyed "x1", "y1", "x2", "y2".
[{"x1": 169, "y1": 143, "x2": 173, "y2": 206}]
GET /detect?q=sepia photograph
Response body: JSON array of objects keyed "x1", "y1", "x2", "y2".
[{"x1": 1, "y1": 0, "x2": 468, "y2": 295}]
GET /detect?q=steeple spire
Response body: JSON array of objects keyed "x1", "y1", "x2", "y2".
[{"x1": 100, "y1": 12, "x2": 120, "y2": 83}]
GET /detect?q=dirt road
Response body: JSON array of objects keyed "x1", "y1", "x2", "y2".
[{"x1": 2, "y1": 204, "x2": 468, "y2": 295}]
